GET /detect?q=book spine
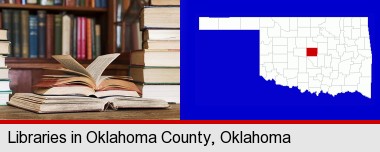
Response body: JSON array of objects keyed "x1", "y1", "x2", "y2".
[
  {"x1": 15, "y1": 0, "x2": 21, "y2": 4},
  {"x1": 2, "y1": 9, "x2": 13, "y2": 56},
  {"x1": 12, "y1": 10, "x2": 21, "y2": 58},
  {"x1": 76, "y1": 17, "x2": 81, "y2": 59},
  {"x1": 91, "y1": 19, "x2": 96, "y2": 59},
  {"x1": 95, "y1": 0, "x2": 100, "y2": 8},
  {"x1": 26, "y1": 0, "x2": 37, "y2": 4},
  {"x1": 95, "y1": 24, "x2": 101, "y2": 58},
  {"x1": 54, "y1": 14, "x2": 62, "y2": 55},
  {"x1": 62, "y1": 15, "x2": 71, "y2": 55},
  {"x1": 65, "y1": 0, "x2": 75, "y2": 6},
  {"x1": 29, "y1": 15, "x2": 38, "y2": 58},
  {"x1": 39, "y1": 0, "x2": 53, "y2": 5},
  {"x1": 86, "y1": 18, "x2": 92, "y2": 60},
  {"x1": 20, "y1": 10, "x2": 29, "y2": 58},
  {"x1": 53, "y1": 0, "x2": 61, "y2": 5},
  {"x1": 81, "y1": 17, "x2": 86, "y2": 59},
  {"x1": 90, "y1": 0, "x2": 94, "y2": 7},
  {"x1": 46, "y1": 14, "x2": 54, "y2": 59},
  {"x1": 71, "y1": 15, "x2": 77, "y2": 58},
  {"x1": 37, "y1": 10, "x2": 46, "y2": 58},
  {"x1": 102, "y1": 0, "x2": 107, "y2": 8},
  {"x1": 0, "y1": 12, "x2": 2, "y2": 29},
  {"x1": 22, "y1": 0, "x2": 26, "y2": 4}
]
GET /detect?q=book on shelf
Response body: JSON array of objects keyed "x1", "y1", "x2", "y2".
[
  {"x1": 0, "y1": 9, "x2": 101, "y2": 59},
  {"x1": 141, "y1": 7, "x2": 180, "y2": 29},
  {"x1": 150, "y1": 0, "x2": 180, "y2": 6},
  {"x1": 0, "y1": 0, "x2": 108, "y2": 7},
  {"x1": 143, "y1": 29, "x2": 180, "y2": 41},
  {"x1": 130, "y1": 49, "x2": 180, "y2": 67},
  {"x1": 37, "y1": 10, "x2": 46, "y2": 58},
  {"x1": 33, "y1": 53, "x2": 141, "y2": 97},
  {"x1": 8, "y1": 93, "x2": 169, "y2": 113},
  {"x1": 21, "y1": 10, "x2": 29, "y2": 58},
  {"x1": 129, "y1": 66, "x2": 180, "y2": 84},
  {"x1": 46, "y1": 14, "x2": 54, "y2": 58},
  {"x1": 29, "y1": 15, "x2": 38, "y2": 58}
]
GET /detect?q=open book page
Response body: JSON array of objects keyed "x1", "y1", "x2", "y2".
[
  {"x1": 85, "y1": 53, "x2": 120, "y2": 86},
  {"x1": 52, "y1": 55, "x2": 92, "y2": 78}
]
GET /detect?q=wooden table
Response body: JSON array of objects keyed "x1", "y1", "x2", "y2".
[{"x1": 0, "y1": 104, "x2": 179, "y2": 120}]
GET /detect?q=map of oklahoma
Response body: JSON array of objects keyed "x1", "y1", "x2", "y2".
[{"x1": 199, "y1": 17, "x2": 372, "y2": 98}]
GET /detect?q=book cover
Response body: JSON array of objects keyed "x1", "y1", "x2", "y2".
[
  {"x1": 46, "y1": 14, "x2": 54, "y2": 59},
  {"x1": 37, "y1": 10, "x2": 46, "y2": 58},
  {"x1": 54, "y1": 14, "x2": 62, "y2": 55},
  {"x1": 12, "y1": 10, "x2": 21, "y2": 58},
  {"x1": 29, "y1": 15, "x2": 38, "y2": 58},
  {"x1": 62, "y1": 15, "x2": 71, "y2": 55},
  {"x1": 21, "y1": 10, "x2": 30, "y2": 58}
]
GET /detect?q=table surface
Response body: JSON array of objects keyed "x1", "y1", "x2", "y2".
[{"x1": 0, "y1": 104, "x2": 179, "y2": 120}]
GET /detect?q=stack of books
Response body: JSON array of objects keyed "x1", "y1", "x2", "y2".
[
  {"x1": 8, "y1": 53, "x2": 169, "y2": 113},
  {"x1": 0, "y1": 0, "x2": 108, "y2": 8},
  {"x1": 130, "y1": 0, "x2": 180, "y2": 103},
  {"x1": 1, "y1": 9, "x2": 101, "y2": 59},
  {"x1": 0, "y1": 29, "x2": 12, "y2": 105}
]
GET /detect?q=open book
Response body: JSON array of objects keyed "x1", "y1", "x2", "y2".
[
  {"x1": 33, "y1": 54, "x2": 141, "y2": 98},
  {"x1": 8, "y1": 93, "x2": 170, "y2": 114}
]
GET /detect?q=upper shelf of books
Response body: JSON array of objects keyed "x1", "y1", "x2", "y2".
[{"x1": 0, "y1": 4, "x2": 107, "y2": 13}]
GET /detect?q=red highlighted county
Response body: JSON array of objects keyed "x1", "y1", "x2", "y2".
[{"x1": 306, "y1": 48, "x2": 318, "y2": 56}]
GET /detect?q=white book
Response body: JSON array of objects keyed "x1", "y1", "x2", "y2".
[{"x1": 62, "y1": 15, "x2": 71, "y2": 55}]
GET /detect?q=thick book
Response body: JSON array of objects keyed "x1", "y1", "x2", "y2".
[
  {"x1": 46, "y1": 14, "x2": 54, "y2": 59},
  {"x1": 54, "y1": 14, "x2": 62, "y2": 55},
  {"x1": 143, "y1": 29, "x2": 180, "y2": 41},
  {"x1": 0, "y1": 41, "x2": 10, "y2": 55},
  {"x1": 0, "y1": 68, "x2": 9, "y2": 79},
  {"x1": 0, "y1": 29, "x2": 8, "y2": 40},
  {"x1": 37, "y1": 11, "x2": 47, "y2": 58},
  {"x1": 8, "y1": 93, "x2": 169, "y2": 113},
  {"x1": 12, "y1": 10, "x2": 21, "y2": 57},
  {"x1": 33, "y1": 54, "x2": 142, "y2": 97},
  {"x1": 143, "y1": 40, "x2": 180, "y2": 49},
  {"x1": 141, "y1": 7, "x2": 180, "y2": 29},
  {"x1": 137, "y1": 84, "x2": 180, "y2": 103},
  {"x1": 130, "y1": 49, "x2": 180, "y2": 67},
  {"x1": 150, "y1": 0, "x2": 179, "y2": 6},
  {"x1": 21, "y1": 10, "x2": 30, "y2": 58},
  {"x1": 129, "y1": 66, "x2": 180, "y2": 84},
  {"x1": 29, "y1": 15, "x2": 38, "y2": 58},
  {"x1": 62, "y1": 14, "x2": 71, "y2": 55}
]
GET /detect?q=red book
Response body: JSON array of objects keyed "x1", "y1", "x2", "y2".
[
  {"x1": 15, "y1": 0, "x2": 21, "y2": 4},
  {"x1": 46, "y1": 14, "x2": 54, "y2": 59},
  {"x1": 81, "y1": 17, "x2": 87, "y2": 60},
  {"x1": 65, "y1": 0, "x2": 76, "y2": 6},
  {"x1": 76, "y1": 17, "x2": 81, "y2": 59}
]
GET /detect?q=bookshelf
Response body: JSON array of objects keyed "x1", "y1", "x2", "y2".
[{"x1": 0, "y1": 0, "x2": 130, "y2": 93}]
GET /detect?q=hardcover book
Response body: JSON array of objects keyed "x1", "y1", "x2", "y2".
[
  {"x1": 21, "y1": 10, "x2": 30, "y2": 58},
  {"x1": 8, "y1": 93, "x2": 169, "y2": 113},
  {"x1": 37, "y1": 11, "x2": 47, "y2": 58},
  {"x1": 33, "y1": 53, "x2": 142, "y2": 97},
  {"x1": 29, "y1": 15, "x2": 38, "y2": 58}
]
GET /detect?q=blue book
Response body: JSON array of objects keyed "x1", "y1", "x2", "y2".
[
  {"x1": 101, "y1": 0, "x2": 107, "y2": 8},
  {"x1": 53, "y1": 0, "x2": 62, "y2": 5},
  {"x1": 95, "y1": 0, "x2": 101, "y2": 8},
  {"x1": 29, "y1": 15, "x2": 38, "y2": 58},
  {"x1": 37, "y1": 11, "x2": 46, "y2": 58}
]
